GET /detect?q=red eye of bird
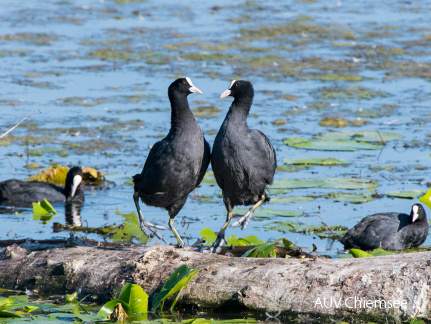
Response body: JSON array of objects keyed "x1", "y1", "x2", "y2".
[
  {"x1": 182, "y1": 81, "x2": 186, "y2": 85},
  {"x1": 235, "y1": 83, "x2": 238, "y2": 87}
]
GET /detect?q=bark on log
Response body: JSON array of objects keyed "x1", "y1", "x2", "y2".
[{"x1": 0, "y1": 241, "x2": 430, "y2": 320}]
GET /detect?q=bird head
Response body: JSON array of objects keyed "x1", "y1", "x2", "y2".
[
  {"x1": 220, "y1": 80, "x2": 254, "y2": 100},
  {"x1": 170, "y1": 77, "x2": 203, "y2": 96},
  {"x1": 410, "y1": 203, "x2": 426, "y2": 223}
]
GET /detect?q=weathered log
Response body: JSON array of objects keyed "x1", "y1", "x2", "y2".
[{"x1": 0, "y1": 241, "x2": 430, "y2": 320}]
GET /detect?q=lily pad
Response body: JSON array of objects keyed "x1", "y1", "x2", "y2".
[
  {"x1": 317, "y1": 130, "x2": 402, "y2": 143},
  {"x1": 284, "y1": 158, "x2": 349, "y2": 166},
  {"x1": 268, "y1": 196, "x2": 315, "y2": 204},
  {"x1": 350, "y1": 249, "x2": 373, "y2": 258},
  {"x1": 26, "y1": 166, "x2": 69, "y2": 186},
  {"x1": 100, "y1": 209, "x2": 148, "y2": 243},
  {"x1": 232, "y1": 207, "x2": 303, "y2": 218},
  {"x1": 271, "y1": 178, "x2": 379, "y2": 190},
  {"x1": 419, "y1": 189, "x2": 431, "y2": 210},
  {"x1": 192, "y1": 106, "x2": 221, "y2": 118},
  {"x1": 320, "y1": 192, "x2": 374, "y2": 204},
  {"x1": 284, "y1": 137, "x2": 384, "y2": 151},
  {"x1": 386, "y1": 190, "x2": 427, "y2": 199}
]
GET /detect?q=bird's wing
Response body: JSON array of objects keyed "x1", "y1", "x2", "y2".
[
  {"x1": 195, "y1": 138, "x2": 211, "y2": 187},
  {"x1": 250, "y1": 129, "x2": 277, "y2": 184}
]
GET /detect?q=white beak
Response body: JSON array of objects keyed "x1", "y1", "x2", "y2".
[
  {"x1": 412, "y1": 205, "x2": 419, "y2": 222},
  {"x1": 220, "y1": 80, "x2": 236, "y2": 98},
  {"x1": 220, "y1": 89, "x2": 231, "y2": 98},
  {"x1": 71, "y1": 175, "x2": 82, "y2": 197},
  {"x1": 186, "y1": 77, "x2": 203, "y2": 95}
]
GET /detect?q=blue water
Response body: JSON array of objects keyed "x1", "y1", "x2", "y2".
[{"x1": 0, "y1": 0, "x2": 430, "y2": 257}]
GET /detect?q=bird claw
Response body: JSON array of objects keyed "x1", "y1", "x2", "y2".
[
  {"x1": 209, "y1": 235, "x2": 227, "y2": 253},
  {"x1": 231, "y1": 208, "x2": 254, "y2": 230},
  {"x1": 140, "y1": 220, "x2": 167, "y2": 243}
]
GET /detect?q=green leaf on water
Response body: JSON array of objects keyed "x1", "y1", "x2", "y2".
[
  {"x1": 242, "y1": 242, "x2": 277, "y2": 258},
  {"x1": 97, "y1": 299, "x2": 130, "y2": 319},
  {"x1": 151, "y1": 265, "x2": 199, "y2": 311},
  {"x1": 97, "y1": 282, "x2": 147, "y2": 318},
  {"x1": 419, "y1": 189, "x2": 431, "y2": 210},
  {"x1": 22, "y1": 305, "x2": 39, "y2": 313},
  {"x1": 321, "y1": 192, "x2": 374, "y2": 204},
  {"x1": 100, "y1": 209, "x2": 148, "y2": 243},
  {"x1": 268, "y1": 196, "x2": 315, "y2": 204},
  {"x1": 199, "y1": 228, "x2": 218, "y2": 244},
  {"x1": 199, "y1": 228, "x2": 267, "y2": 246},
  {"x1": 128, "y1": 284, "x2": 148, "y2": 315},
  {"x1": 284, "y1": 137, "x2": 384, "y2": 151},
  {"x1": 32, "y1": 199, "x2": 57, "y2": 216},
  {"x1": 271, "y1": 178, "x2": 379, "y2": 190},
  {"x1": 284, "y1": 158, "x2": 349, "y2": 166},
  {"x1": 317, "y1": 130, "x2": 403, "y2": 142},
  {"x1": 369, "y1": 248, "x2": 393, "y2": 256},
  {"x1": 0, "y1": 298, "x2": 14, "y2": 311},
  {"x1": 350, "y1": 248, "x2": 373, "y2": 258},
  {"x1": 232, "y1": 207, "x2": 303, "y2": 218},
  {"x1": 226, "y1": 235, "x2": 266, "y2": 246},
  {"x1": 0, "y1": 311, "x2": 20, "y2": 318},
  {"x1": 386, "y1": 190, "x2": 427, "y2": 199}
]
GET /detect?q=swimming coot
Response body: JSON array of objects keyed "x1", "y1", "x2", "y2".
[
  {"x1": 133, "y1": 77, "x2": 211, "y2": 245},
  {"x1": 340, "y1": 204, "x2": 429, "y2": 251},
  {"x1": 0, "y1": 166, "x2": 84, "y2": 206},
  {"x1": 210, "y1": 80, "x2": 276, "y2": 252}
]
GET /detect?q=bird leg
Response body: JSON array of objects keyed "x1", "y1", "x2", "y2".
[
  {"x1": 210, "y1": 210, "x2": 232, "y2": 253},
  {"x1": 169, "y1": 216, "x2": 185, "y2": 247},
  {"x1": 133, "y1": 192, "x2": 168, "y2": 242},
  {"x1": 231, "y1": 194, "x2": 265, "y2": 230}
]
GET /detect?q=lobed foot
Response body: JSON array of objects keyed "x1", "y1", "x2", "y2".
[
  {"x1": 209, "y1": 233, "x2": 228, "y2": 253},
  {"x1": 141, "y1": 219, "x2": 168, "y2": 243},
  {"x1": 231, "y1": 206, "x2": 254, "y2": 230}
]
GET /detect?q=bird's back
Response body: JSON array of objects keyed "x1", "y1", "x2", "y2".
[
  {"x1": 340, "y1": 212, "x2": 410, "y2": 250},
  {"x1": 0, "y1": 179, "x2": 65, "y2": 206},
  {"x1": 212, "y1": 117, "x2": 276, "y2": 206}
]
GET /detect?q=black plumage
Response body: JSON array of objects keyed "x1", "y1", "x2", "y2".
[
  {"x1": 133, "y1": 77, "x2": 210, "y2": 245},
  {"x1": 340, "y1": 204, "x2": 429, "y2": 251},
  {"x1": 210, "y1": 80, "x2": 276, "y2": 252},
  {"x1": 0, "y1": 166, "x2": 84, "y2": 206}
]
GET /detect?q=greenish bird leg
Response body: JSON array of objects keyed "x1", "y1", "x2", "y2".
[
  {"x1": 232, "y1": 194, "x2": 266, "y2": 230},
  {"x1": 169, "y1": 216, "x2": 185, "y2": 247}
]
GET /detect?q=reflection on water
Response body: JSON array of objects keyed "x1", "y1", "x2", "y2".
[{"x1": 65, "y1": 203, "x2": 82, "y2": 227}]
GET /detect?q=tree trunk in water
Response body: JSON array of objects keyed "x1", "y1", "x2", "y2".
[{"x1": 0, "y1": 242, "x2": 430, "y2": 320}]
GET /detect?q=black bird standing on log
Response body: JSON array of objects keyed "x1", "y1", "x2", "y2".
[
  {"x1": 210, "y1": 80, "x2": 276, "y2": 252},
  {"x1": 0, "y1": 166, "x2": 84, "y2": 206},
  {"x1": 133, "y1": 77, "x2": 211, "y2": 246},
  {"x1": 340, "y1": 204, "x2": 429, "y2": 251}
]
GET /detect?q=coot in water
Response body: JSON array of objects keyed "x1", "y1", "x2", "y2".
[
  {"x1": 0, "y1": 166, "x2": 84, "y2": 206},
  {"x1": 210, "y1": 80, "x2": 276, "y2": 252},
  {"x1": 340, "y1": 204, "x2": 429, "y2": 251},
  {"x1": 133, "y1": 77, "x2": 211, "y2": 245}
]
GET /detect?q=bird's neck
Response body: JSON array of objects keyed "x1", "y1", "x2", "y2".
[
  {"x1": 225, "y1": 99, "x2": 252, "y2": 126},
  {"x1": 62, "y1": 185, "x2": 72, "y2": 198},
  {"x1": 169, "y1": 93, "x2": 196, "y2": 130}
]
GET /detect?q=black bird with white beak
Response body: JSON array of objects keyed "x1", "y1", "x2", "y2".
[
  {"x1": 210, "y1": 80, "x2": 276, "y2": 252},
  {"x1": 133, "y1": 77, "x2": 211, "y2": 246}
]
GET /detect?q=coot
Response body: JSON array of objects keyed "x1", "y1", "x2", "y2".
[
  {"x1": 340, "y1": 204, "x2": 428, "y2": 251},
  {"x1": 133, "y1": 77, "x2": 211, "y2": 245},
  {"x1": 0, "y1": 166, "x2": 84, "y2": 206},
  {"x1": 210, "y1": 80, "x2": 276, "y2": 252}
]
